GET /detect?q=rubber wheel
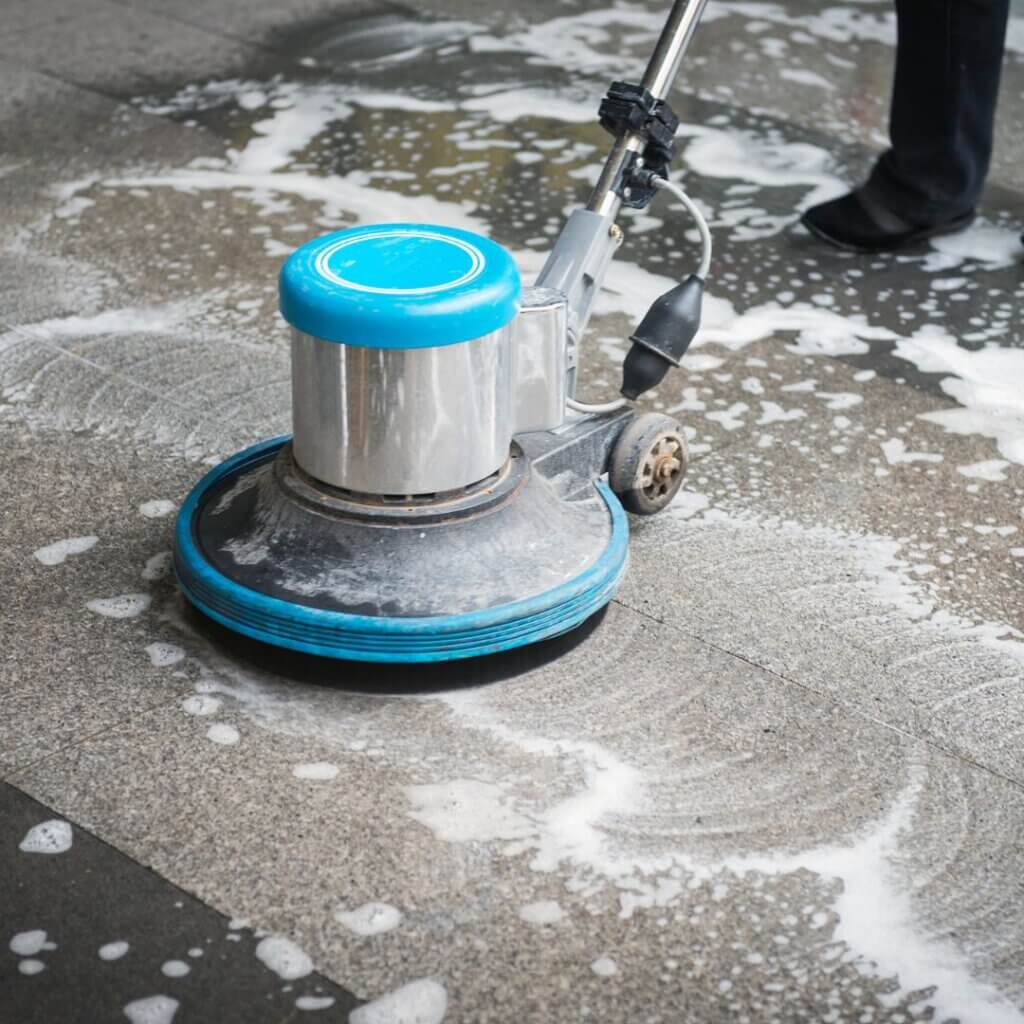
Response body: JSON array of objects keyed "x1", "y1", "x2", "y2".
[{"x1": 608, "y1": 412, "x2": 689, "y2": 516}]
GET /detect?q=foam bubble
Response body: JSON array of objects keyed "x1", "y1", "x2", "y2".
[
  {"x1": 335, "y1": 902, "x2": 402, "y2": 936},
  {"x1": 292, "y1": 762, "x2": 339, "y2": 781},
  {"x1": 255, "y1": 935, "x2": 313, "y2": 980},
  {"x1": 123, "y1": 995, "x2": 179, "y2": 1024},
  {"x1": 295, "y1": 996, "x2": 335, "y2": 1011},
  {"x1": 99, "y1": 941, "x2": 130, "y2": 960},
  {"x1": 146, "y1": 643, "x2": 185, "y2": 667},
  {"x1": 957, "y1": 460, "x2": 1010, "y2": 482},
  {"x1": 182, "y1": 695, "x2": 222, "y2": 717},
  {"x1": 206, "y1": 723, "x2": 240, "y2": 746},
  {"x1": 139, "y1": 500, "x2": 176, "y2": 519},
  {"x1": 9, "y1": 930, "x2": 56, "y2": 956},
  {"x1": 33, "y1": 535, "x2": 98, "y2": 566},
  {"x1": 87, "y1": 594, "x2": 151, "y2": 619},
  {"x1": 518, "y1": 901, "x2": 564, "y2": 925},
  {"x1": 880, "y1": 439, "x2": 943, "y2": 466},
  {"x1": 141, "y1": 552, "x2": 173, "y2": 581},
  {"x1": 349, "y1": 979, "x2": 448, "y2": 1024},
  {"x1": 590, "y1": 957, "x2": 618, "y2": 977},
  {"x1": 19, "y1": 820, "x2": 72, "y2": 854},
  {"x1": 18, "y1": 959, "x2": 45, "y2": 975}
]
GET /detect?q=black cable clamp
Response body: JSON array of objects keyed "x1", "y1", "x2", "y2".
[{"x1": 598, "y1": 81, "x2": 680, "y2": 209}]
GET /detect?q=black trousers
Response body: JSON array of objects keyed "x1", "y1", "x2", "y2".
[{"x1": 867, "y1": 0, "x2": 1011, "y2": 224}]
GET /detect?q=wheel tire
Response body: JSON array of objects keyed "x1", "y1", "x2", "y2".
[{"x1": 608, "y1": 412, "x2": 689, "y2": 516}]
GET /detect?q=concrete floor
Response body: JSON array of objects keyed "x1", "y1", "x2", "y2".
[{"x1": 2, "y1": 1, "x2": 1023, "y2": 1022}]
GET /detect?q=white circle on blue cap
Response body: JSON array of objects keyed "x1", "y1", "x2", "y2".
[{"x1": 313, "y1": 229, "x2": 486, "y2": 296}]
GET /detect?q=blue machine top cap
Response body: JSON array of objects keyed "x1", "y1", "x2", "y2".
[{"x1": 279, "y1": 223, "x2": 521, "y2": 349}]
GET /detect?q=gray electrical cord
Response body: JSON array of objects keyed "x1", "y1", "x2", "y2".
[
  {"x1": 565, "y1": 173, "x2": 712, "y2": 415},
  {"x1": 649, "y1": 174, "x2": 712, "y2": 280},
  {"x1": 566, "y1": 396, "x2": 628, "y2": 414}
]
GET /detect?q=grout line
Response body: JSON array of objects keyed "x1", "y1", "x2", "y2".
[{"x1": 612, "y1": 595, "x2": 1024, "y2": 794}]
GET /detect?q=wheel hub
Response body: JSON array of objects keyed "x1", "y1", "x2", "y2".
[{"x1": 641, "y1": 436, "x2": 684, "y2": 498}]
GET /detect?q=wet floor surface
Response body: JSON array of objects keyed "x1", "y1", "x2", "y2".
[{"x1": 1, "y1": 1, "x2": 1023, "y2": 1022}]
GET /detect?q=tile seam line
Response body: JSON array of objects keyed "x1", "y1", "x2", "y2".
[
  {"x1": 1, "y1": 688, "x2": 194, "y2": 779},
  {"x1": 102, "y1": 0, "x2": 294, "y2": 59},
  {"x1": 0, "y1": 331, "x2": 204, "y2": 414},
  {"x1": 0, "y1": 777, "x2": 362, "y2": 1011},
  {"x1": 611, "y1": 595, "x2": 1024, "y2": 795},
  {"x1": 0, "y1": 53, "x2": 234, "y2": 151}
]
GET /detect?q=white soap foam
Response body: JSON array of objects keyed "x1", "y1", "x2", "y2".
[
  {"x1": 930, "y1": 276, "x2": 967, "y2": 292},
  {"x1": 19, "y1": 820, "x2": 72, "y2": 854},
  {"x1": 146, "y1": 642, "x2": 186, "y2": 668},
  {"x1": 349, "y1": 978, "x2": 448, "y2": 1024},
  {"x1": 10, "y1": 930, "x2": 56, "y2": 956},
  {"x1": 778, "y1": 68, "x2": 834, "y2": 90},
  {"x1": 724, "y1": 767, "x2": 1023, "y2": 1024},
  {"x1": 923, "y1": 223, "x2": 1022, "y2": 273},
  {"x1": 957, "y1": 460, "x2": 1010, "y2": 482},
  {"x1": 292, "y1": 762, "x2": 340, "y2": 781},
  {"x1": 335, "y1": 902, "x2": 403, "y2": 937},
  {"x1": 18, "y1": 959, "x2": 45, "y2": 975},
  {"x1": 404, "y1": 778, "x2": 534, "y2": 844},
  {"x1": 123, "y1": 995, "x2": 179, "y2": 1024},
  {"x1": 182, "y1": 695, "x2": 222, "y2": 717},
  {"x1": 100, "y1": 940, "x2": 130, "y2": 960},
  {"x1": 87, "y1": 594, "x2": 152, "y2": 619},
  {"x1": 468, "y1": 6, "x2": 666, "y2": 78},
  {"x1": 141, "y1": 552, "x2": 173, "y2": 582},
  {"x1": 756, "y1": 402, "x2": 805, "y2": 426},
  {"x1": 518, "y1": 900, "x2": 564, "y2": 925},
  {"x1": 697, "y1": 302, "x2": 896, "y2": 356},
  {"x1": 412, "y1": 697, "x2": 646, "y2": 880},
  {"x1": 33, "y1": 535, "x2": 98, "y2": 566},
  {"x1": 139, "y1": 500, "x2": 176, "y2": 519},
  {"x1": 206, "y1": 723, "x2": 240, "y2": 746},
  {"x1": 590, "y1": 957, "x2": 618, "y2": 977},
  {"x1": 705, "y1": 402, "x2": 749, "y2": 431},
  {"x1": 893, "y1": 330, "x2": 1024, "y2": 465},
  {"x1": 712, "y1": 1, "x2": 896, "y2": 45},
  {"x1": 678, "y1": 124, "x2": 846, "y2": 214},
  {"x1": 815, "y1": 392, "x2": 862, "y2": 411},
  {"x1": 296, "y1": 996, "x2": 336, "y2": 1011},
  {"x1": 99, "y1": 166, "x2": 481, "y2": 236},
  {"x1": 161, "y1": 960, "x2": 190, "y2": 978},
  {"x1": 9, "y1": 305, "x2": 188, "y2": 344},
  {"x1": 462, "y1": 89, "x2": 596, "y2": 124},
  {"x1": 255, "y1": 935, "x2": 313, "y2": 980},
  {"x1": 880, "y1": 439, "x2": 943, "y2": 466}
]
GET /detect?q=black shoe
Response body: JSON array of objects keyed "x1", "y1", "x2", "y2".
[{"x1": 801, "y1": 188, "x2": 974, "y2": 254}]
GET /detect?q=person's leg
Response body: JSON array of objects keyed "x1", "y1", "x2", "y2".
[
  {"x1": 868, "y1": 0, "x2": 1011, "y2": 223},
  {"x1": 803, "y1": 0, "x2": 1011, "y2": 252}
]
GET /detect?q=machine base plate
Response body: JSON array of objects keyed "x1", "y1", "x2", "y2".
[{"x1": 174, "y1": 437, "x2": 629, "y2": 663}]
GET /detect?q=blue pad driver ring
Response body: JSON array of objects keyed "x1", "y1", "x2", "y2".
[{"x1": 174, "y1": 438, "x2": 629, "y2": 663}]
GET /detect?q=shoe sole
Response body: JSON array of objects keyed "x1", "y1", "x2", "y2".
[{"x1": 800, "y1": 211, "x2": 975, "y2": 254}]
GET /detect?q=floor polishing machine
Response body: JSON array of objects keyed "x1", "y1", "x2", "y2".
[{"x1": 174, "y1": 0, "x2": 713, "y2": 662}]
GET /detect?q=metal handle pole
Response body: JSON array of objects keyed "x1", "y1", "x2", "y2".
[{"x1": 586, "y1": 0, "x2": 709, "y2": 218}]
